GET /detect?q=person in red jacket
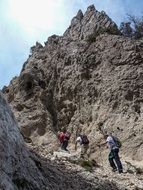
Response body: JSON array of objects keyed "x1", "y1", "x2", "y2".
[{"x1": 58, "y1": 128, "x2": 70, "y2": 151}]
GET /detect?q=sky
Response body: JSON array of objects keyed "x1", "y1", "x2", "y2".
[{"x1": 0, "y1": 0, "x2": 143, "y2": 89}]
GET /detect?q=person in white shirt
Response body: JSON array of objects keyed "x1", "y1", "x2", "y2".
[
  {"x1": 75, "y1": 134, "x2": 89, "y2": 159},
  {"x1": 106, "y1": 133, "x2": 123, "y2": 173}
]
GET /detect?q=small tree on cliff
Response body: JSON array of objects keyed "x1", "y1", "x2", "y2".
[
  {"x1": 120, "y1": 22, "x2": 133, "y2": 37},
  {"x1": 120, "y1": 14, "x2": 143, "y2": 39}
]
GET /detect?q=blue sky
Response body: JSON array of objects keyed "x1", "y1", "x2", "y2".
[{"x1": 0, "y1": 0, "x2": 143, "y2": 89}]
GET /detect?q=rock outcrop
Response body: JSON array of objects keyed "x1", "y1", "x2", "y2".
[
  {"x1": 64, "y1": 5, "x2": 119, "y2": 40},
  {"x1": 0, "y1": 92, "x2": 46, "y2": 190},
  {"x1": 3, "y1": 4, "x2": 143, "y2": 170}
]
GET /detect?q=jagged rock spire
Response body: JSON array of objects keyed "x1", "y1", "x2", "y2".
[
  {"x1": 76, "y1": 9, "x2": 83, "y2": 20},
  {"x1": 86, "y1": 4, "x2": 96, "y2": 13},
  {"x1": 64, "y1": 4, "x2": 119, "y2": 40}
]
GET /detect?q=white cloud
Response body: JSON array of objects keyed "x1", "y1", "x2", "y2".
[
  {"x1": 0, "y1": 0, "x2": 72, "y2": 88},
  {"x1": 5, "y1": 0, "x2": 126, "y2": 42},
  {"x1": 7, "y1": 0, "x2": 69, "y2": 38}
]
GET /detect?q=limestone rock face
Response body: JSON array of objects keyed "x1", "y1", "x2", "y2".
[
  {"x1": 0, "y1": 92, "x2": 120, "y2": 190},
  {"x1": 3, "y1": 4, "x2": 143, "y2": 164},
  {"x1": 0, "y1": 92, "x2": 46, "y2": 189}
]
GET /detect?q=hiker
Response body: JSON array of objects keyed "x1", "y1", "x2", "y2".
[
  {"x1": 75, "y1": 134, "x2": 89, "y2": 159},
  {"x1": 58, "y1": 128, "x2": 70, "y2": 152},
  {"x1": 105, "y1": 133, "x2": 123, "y2": 173}
]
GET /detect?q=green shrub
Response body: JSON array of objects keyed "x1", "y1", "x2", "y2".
[
  {"x1": 126, "y1": 168, "x2": 134, "y2": 174},
  {"x1": 68, "y1": 158, "x2": 98, "y2": 172},
  {"x1": 136, "y1": 167, "x2": 143, "y2": 175},
  {"x1": 79, "y1": 160, "x2": 93, "y2": 172},
  {"x1": 120, "y1": 14, "x2": 143, "y2": 39},
  {"x1": 86, "y1": 27, "x2": 104, "y2": 43}
]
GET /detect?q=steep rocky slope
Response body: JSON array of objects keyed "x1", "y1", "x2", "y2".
[
  {"x1": 0, "y1": 92, "x2": 120, "y2": 189},
  {"x1": 0, "y1": 92, "x2": 47, "y2": 190},
  {"x1": 3, "y1": 4, "x2": 143, "y2": 168}
]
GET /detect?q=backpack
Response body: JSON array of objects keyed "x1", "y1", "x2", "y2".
[
  {"x1": 58, "y1": 132, "x2": 65, "y2": 143},
  {"x1": 64, "y1": 132, "x2": 70, "y2": 141},
  {"x1": 112, "y1": 136, "x2": 122, "y2": 148},
  {"x1": 81, "y1": 135, "x2": 89, "y2": 145}
]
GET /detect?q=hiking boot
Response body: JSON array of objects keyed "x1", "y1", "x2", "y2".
[
  {"x1": 118, "y1": 170, "x2": 123, "y2": 174},
  {"x1": 65, "y1": 149, "x2": 70, "y2": 153},
  {"x1": 112, "y1": 168, "x2": 117, "y2": 172}
]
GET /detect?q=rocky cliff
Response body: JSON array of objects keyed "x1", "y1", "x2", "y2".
[
  {"x1": 3, "y1": 4, "x2": 143, "y2": 167},
  {"x1": 0, "y1": 91, "x2": 120, "y2": 189},
  {"x1": 0, "y1": 92, "x2": 46, "y2": 189}
]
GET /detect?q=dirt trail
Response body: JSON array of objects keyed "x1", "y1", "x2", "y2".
[{"x1": 27, "y1": 143, "x2": 143, "y2": 190}]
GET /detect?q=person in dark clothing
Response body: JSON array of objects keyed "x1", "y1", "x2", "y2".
[
  {"x1": 58, "y1": 128, "x2": 70, "y2": 152},
  {"x1": 61, "y1": 131, "x2": 70, "y2": 151},
  {"x1": 106, "y1": 133, "x2": 123, "y2": 173}
]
